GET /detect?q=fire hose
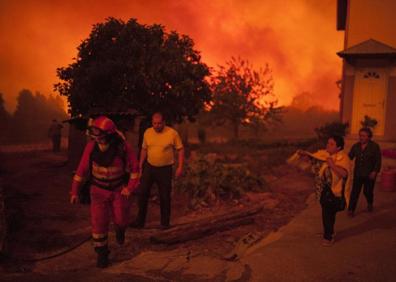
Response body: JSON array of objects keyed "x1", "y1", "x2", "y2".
[{"x1": 4, "y1": 233, "x2": 91, "y2": 263}]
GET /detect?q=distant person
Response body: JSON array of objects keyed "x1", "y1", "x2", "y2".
[
  {"x1": 131, "y1": 112, "x2": 184, "y2": 230},
  {"x1": 48, "y1": 119, "x2": 63, "y2": 152},
  {"x1": 291, "y1": 135, "x2": 351, "y2": 246},
  {"x1": 70, "y1": 116, "x2": 139, "y2": 268},
  {"x1": 348, "y1": 128, "x2": 382, "y2": 216}
]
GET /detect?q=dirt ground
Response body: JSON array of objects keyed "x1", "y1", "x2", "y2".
[{"x1": 0, "y1": 143, "x2": 314, "y2": 280}]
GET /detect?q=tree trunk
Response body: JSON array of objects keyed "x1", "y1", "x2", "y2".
[
  {"x1": 67, "y1": 125, "x2": 87, "y2": 169},
  {"x1": 232, "y1": 121, "x2": 239, "y2": 140},
  {"x1": 150, "y1": 205, "x2": 263, "y2": 244}
]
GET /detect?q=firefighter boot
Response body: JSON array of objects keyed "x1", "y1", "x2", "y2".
[{"x1": 95, "y1": 246, "x2": 110, "y2": 268}]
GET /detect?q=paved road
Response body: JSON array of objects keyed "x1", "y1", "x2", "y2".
[{"x1": 243, "y1": 187, "x2": 396, "y2": 282}]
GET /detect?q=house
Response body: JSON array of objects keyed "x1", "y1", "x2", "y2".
[{"x1": 337, "y1": 0, "x2": 396, "y2": 141}]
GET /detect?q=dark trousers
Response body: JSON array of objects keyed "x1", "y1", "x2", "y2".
[
  {"x1": 52, "y1": 135, "x2": 61, "y2": 152},
  {"x1": 321, "y1": 202, "x2": 337, "y2": 240},
  {"x1": 348, "y1": 176, "x2": 375, "y2": 212},
  {"x1": 136, "y1": 163, "x2": 173, "y2": 227}
]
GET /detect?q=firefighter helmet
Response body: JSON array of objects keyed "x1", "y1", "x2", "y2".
[{"x1": 88, "y1": 116, "x2": 116, "y2": 139}]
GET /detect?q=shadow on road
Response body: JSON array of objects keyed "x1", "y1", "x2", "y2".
[{"x1": 337, "y1": 208, "x2": 396, "y2": 241}]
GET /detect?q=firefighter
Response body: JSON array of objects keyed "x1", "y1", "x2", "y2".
[{"x1": 69, "y1": 116, "x2": 139, "y2": 268}]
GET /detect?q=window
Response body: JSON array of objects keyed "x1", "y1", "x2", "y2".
[{"x1": 363, "y1": 71, "x2": 380, "y2": 79}]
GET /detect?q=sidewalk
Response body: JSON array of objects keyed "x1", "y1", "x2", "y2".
[{"x1": 243, "y1": 188, "x2": 396, "y2": 282}]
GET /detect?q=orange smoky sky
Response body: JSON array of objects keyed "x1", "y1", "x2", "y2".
[{"x1": 0, "y1": 0, "x2": 343, "y2": 113}]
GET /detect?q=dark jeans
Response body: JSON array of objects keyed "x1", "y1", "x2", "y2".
[
  {"x1": 348, "y1": 176, "x2": 376, "y2": 212},
  {"x1": 321, "y1": 202, "x2": 337, "y2": 240},
  {"x1": 136, "y1": 162, "x2": 173, "y2": 227},
  {"x1": 52, "y1": 135, "x2": 61, "y2": 152}
]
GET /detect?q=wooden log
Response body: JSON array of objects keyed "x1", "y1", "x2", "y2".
[
  {"x1": 150, "y1": 216, "x2": 255, "y2": 244},
  {"x1": 172, "y1": 204, "x2": 263, "y2": 230},
  {"x1": 150, "y1": 204, "x2": 263, "y2": 244}
]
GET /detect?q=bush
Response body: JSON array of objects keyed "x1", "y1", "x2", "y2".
[
  {"x1": 175, "y1": 156, "x2": 267, "y2": 208},
  {"x1": 314, "y1": 121, "x2": 348, "y2": 143}
]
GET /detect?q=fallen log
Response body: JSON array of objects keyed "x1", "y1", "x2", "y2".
[
  {"x1": 150, "y1": 216, "x2": 255, "y2": 244},
  {"x1": 172, "y1": 204, "x2": 263, "y2": 229},
  {"x1": 150, "y1": 204, "x2": 263, "y2": 244}
]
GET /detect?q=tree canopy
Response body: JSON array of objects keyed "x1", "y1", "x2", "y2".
[
  {"x1": 0, "y1": 93, "x2": 11, "y2": 143},
  {"x1": 55, "y1": 17, "x2": 211, "y2": 123},
  {"x1": 10, "y1": 89, "x2": 67, "y2": 143},
  {"x1": 209, "y1": 57, "x2": 281, "y2": 139}
]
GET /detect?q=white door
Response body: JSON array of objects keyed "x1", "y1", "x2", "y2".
[{"x1": 351, "y1": 68, "x2": 388, "y2": 136}]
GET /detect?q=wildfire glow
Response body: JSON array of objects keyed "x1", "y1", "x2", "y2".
[{"x1": 0, "y1": 0, "x2": 343, "y2": 112}]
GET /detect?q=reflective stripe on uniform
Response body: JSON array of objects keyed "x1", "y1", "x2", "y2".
[
  {"x1": 73, "y1": 174, "x2": 85, "y2": 182},
  {"x1": 130, "y1": 172, "x2": 139, "y2": 180},
  {"x1": 92, "y1": 233, "x2": 107, "y2": 239},
  {"x1": 92, "y1": 163, "x2": 124, "y2": 181},
  {"x1": 92, "y1": 163, "x2": 124, "y2": 174},
  {"x1": 92, "y1": 233, "x2": 108, "y2": 247}
]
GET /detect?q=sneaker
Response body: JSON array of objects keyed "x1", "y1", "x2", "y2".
[{"x1": 322, "y1": 238, "x2": 335, "y2": 247}]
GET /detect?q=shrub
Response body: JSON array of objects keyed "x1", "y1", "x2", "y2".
[
  {"x1": 360, "y1": 115, "x2": 377, "y2": 129},
  {"x1": 314, "y1": 121, "x2": 348, "y2": 143},
  {"x1": 175, "y1": 156, "x2": 267, "y2": 208}
]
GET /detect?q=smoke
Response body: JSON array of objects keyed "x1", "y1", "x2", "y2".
[{"x1": 0, "y1": 0, "x2": 343, "y2": 112}]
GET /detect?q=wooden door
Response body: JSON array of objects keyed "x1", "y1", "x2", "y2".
[{"x1": 351, "y1": 68, "x2": 388, "y2": 136}]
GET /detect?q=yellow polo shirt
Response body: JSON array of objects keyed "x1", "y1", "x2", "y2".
[{"x1": 142, "y1": 126, "x2": 183, "y2": 167}]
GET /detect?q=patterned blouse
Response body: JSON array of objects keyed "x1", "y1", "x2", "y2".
[{"x1": 311, "y1": 159, "x2": 333, "y2": 200}]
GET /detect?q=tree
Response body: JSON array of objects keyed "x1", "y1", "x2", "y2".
[
  {"x1": 55, "y1": 17, "x2": 211, "y2": 123},
  {"x1": 209, "y1": 57, "x2": 281, "y2": 139},
  {"x1": 0, "y1": 93, "x2": 11, "y2": 143},
  {"x1": 11, "y1": 89, "x2": 68, "y2": 143},
  {"x1": 0, "y1": 93, "x2": 10, "y2": 123}
]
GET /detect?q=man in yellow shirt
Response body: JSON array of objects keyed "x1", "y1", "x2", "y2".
[{"x1": 132, "y1": 112, "x2": 184, "y2": 229}]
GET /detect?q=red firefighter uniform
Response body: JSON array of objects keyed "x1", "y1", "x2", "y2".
[{"x1": 70, "y1": 116, "x2": 139, "y2": 253}]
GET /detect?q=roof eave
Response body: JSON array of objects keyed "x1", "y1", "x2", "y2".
[{"x1": 337, "y1": 52, "x2": 396, "y2": 59}]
